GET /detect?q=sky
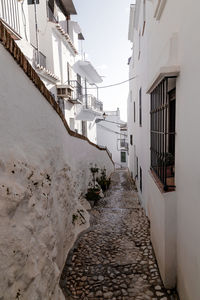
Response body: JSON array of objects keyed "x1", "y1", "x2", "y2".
[{"x1": 72, "y1": 0, "x2": 133, "y2": 121}]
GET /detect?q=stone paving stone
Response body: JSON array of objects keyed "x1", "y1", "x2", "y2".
[{"x1": 60, "y1": 170, "x2": 178, "y2": 299}]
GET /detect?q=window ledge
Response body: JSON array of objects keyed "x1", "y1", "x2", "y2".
[
  {"x1": 149, "y1": 169, "x2": 175, "y2": 193},
  {"x1": 146, "y1": 65, "x2": 180, "y2": 94}
]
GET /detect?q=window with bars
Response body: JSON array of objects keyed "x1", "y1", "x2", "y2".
[{"x1": 150, "y1": 77, "x2": 176, "y2": 191}]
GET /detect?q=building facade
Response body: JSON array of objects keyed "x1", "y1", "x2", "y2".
[
  {"x1": 0, "y1": 0, "x2": 103, "y2": 143},
  {"x1": 128, "y1": 1, "x2": 200, "y2": 299},
  {"x1": 96, "y1": 108, "x2": 128, "y2": 168}
]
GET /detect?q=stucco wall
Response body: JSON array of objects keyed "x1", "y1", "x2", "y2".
[
  {"x1": 0, "y1": 44, "x2": 114, "y2": 300},
  {"x1": 128, "y1": 0, "x2": 179, "y2": 291},
  {"x1": 97, "y1": 114, "x2": 121, "y2": 167},
  {"x1": 128, "y1": 0, "x2": 200, "y2": 298},
  {"x1": 175, "y1": 1, "x2": 200, "y2": 299},
  {"x1": 147, "y1": 175, "x2": 177, "y2": 288}
]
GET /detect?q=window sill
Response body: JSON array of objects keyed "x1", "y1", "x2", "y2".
[{"x1": 149, "y1": 169, "x2": 175, "y2": 193}]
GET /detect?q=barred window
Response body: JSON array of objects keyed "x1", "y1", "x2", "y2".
[{"x1": 150, "y1": 77, "x2": 176, "y2": 191}]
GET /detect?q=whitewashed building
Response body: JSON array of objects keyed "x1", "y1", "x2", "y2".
[
  {"x1": 0, "y1": 4, "x2": 114, "y2": 299},
  {"x1": 96, "y1": 108, "x2": 128, "y2": 168},
  {"x1": 0, "y1": 0, "x2": 103, "y2": 143},
  {"x1": 128, "y1": 1, "x2": 200, "y2": 299}
]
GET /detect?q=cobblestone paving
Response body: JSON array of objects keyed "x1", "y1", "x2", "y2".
[{"x1": 60, "y1": 170, "x2": 178, "y2": 300}]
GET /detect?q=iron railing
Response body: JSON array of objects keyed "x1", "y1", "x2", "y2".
[
  {"x1": 0, "y1": 0, "x2": 20, "y2": 34},
  {"x1": 150, "y1": 77, "x2": 176, "y2": 191},
  {"x1": 34, "y1": 49, "x2": 46, "y2": 68},
  {"x1": 69, "y1": 80, "x2": 83, "y2": 102},
  {"x1": 83, "y1": 94, "x2": 103, "y2": 111}
]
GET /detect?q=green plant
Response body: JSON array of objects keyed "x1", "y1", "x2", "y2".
[
  {"x1": 85, "y1": 187, "x2": 101, "y2": 203},
  {"x1": 90, "y1": 164, "x2": 99, "y2": 188},
  {"x1": 97, "y1": 167, "x2": 111, "y2": 192},
  {"x1": 158, "y1": 152, "x2": 174, "y2": 167},
  {"x1": 72, "y1": 214, "x2": 78, "y2": 225}
]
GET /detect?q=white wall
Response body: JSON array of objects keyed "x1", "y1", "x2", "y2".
[
  {"x1": 0, "y1": 44, "x2": 114, "y2": 300},
  {"x1": 97, "y1": 113, "x2": 122, "y2": 167},
  {"x1": 128, "y1": 0, "x2": 200, "y2": 298},
  {"x1": 176, "y1": 1, "x2": 200, "y2": 299},
  {"x1": 128, "y1": 0, "x2": 178, "y2": 289}
]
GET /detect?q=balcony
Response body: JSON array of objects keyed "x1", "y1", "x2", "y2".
[
  {"x1": 84, "y1": 95, "x2": 103, "y2": 112},
  {"x1": 75, "y1": 95, "x2": 103, "y2": 121},
  {"x1": 69, "y1": 80, "x2": 83, "y2": 104},
  {"x1": 33, "y1": 49, "x2": 46, "y2": 69},
  {"x1": 118, "y1": 139, "x2": 129, "y2": 151}
]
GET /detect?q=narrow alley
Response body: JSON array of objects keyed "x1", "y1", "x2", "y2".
[{"x1": 60, "y1": 170, "x2": 178, "y2": 300}]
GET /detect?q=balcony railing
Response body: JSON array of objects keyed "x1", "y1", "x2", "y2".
[
  {"x1": 0, "y1": 0, "x2": 20, "y2": 34},
  {"x1": 34, "y1": 49, "x2": 46, "y2": 69},
  {"x1": 69, "y1": 80, "x2": 83, "y2": 102},
  {"x1": 83, "y1": 94, "x2": 103, "y2": 112}
]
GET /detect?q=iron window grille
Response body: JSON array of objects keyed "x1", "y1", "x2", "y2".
[{"x1": 150, "y1": 77, "x2": 176, "y2": 191}]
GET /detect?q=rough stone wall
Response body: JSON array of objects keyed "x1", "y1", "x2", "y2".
[{"x1": 0, "y1": 40, "x2": 114, "y2": 299}]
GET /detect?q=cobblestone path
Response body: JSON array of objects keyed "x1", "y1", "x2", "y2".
[{"x1": 60, "y1": 170, "x2": 178, "y2": 300}]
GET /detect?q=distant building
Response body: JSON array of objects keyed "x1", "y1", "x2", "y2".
[
  {"x1": 128, "y1": 1, "x2": 200, "y2": 299},
  {"x1": 96, "y1": 108, "x2": 128, "y2": 168}
]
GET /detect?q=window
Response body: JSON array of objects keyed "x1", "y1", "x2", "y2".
[
  {"x1": 139, "y1": 88, "x2": 142, "y2": 126},
  {"x1": 140, "y1": 167, "x2": 142, "y2": 192},
  {"x1": 150, "y1": 77, "x2": 176, "y2": 191},
  {"x1": 134, "y1": 101, "x2": 136, "y2": 123},
  {"x1": 47, "y1": 0, "x2": 57, "y2": 23},
  {"x1": 28, "y1": 0, "x2": 39, "y2": 4},
  {"x1": 82, "y1": 121, "x2": 87, "y2": 137},
  {"x1": 121, "y1": 152, "x2": 126, "y2": 163},
  {"x1": 130, "y1": 135, "x2": 133, "y2": 145}
]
